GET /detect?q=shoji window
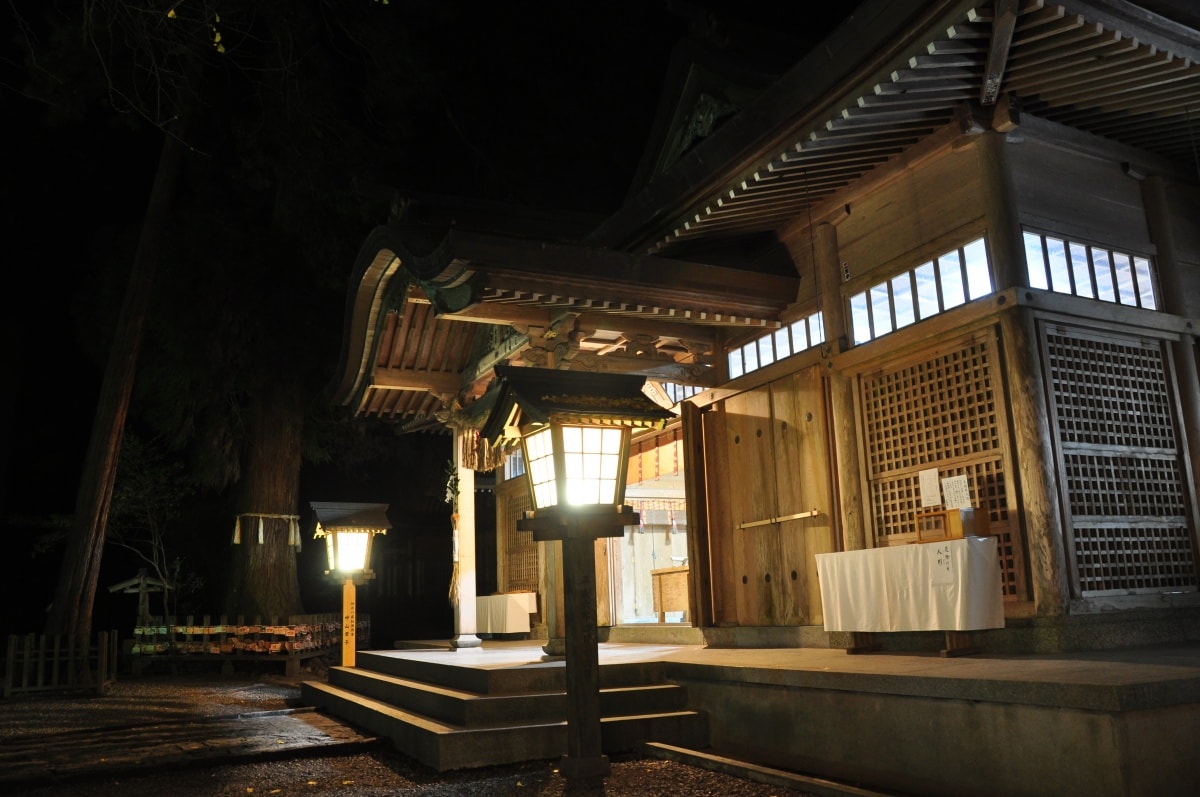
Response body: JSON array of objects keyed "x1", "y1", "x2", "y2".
[{"x1": 850, "y1": 237, "x2": 993, "y2": 345}]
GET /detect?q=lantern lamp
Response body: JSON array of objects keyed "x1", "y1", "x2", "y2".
[
  {"x1": 311, "y1": 502, "x2": 391, "y2": 667},
  {"x1": 479, "y1": 365, "x2": 673, "y2": 782}
]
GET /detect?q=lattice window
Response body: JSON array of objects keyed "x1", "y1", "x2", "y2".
[
  {"x1": 1043, "y1": 325, "x2": 1197, "y2": 596},
  {"x1": 860, "y1": 333, "x2": 1023, "y2": 598},
  {"x1": 1045, "y1": 332, "x2": 1176, "y2": 449},
  {"x1": 497, "y1": 487, "x2": 538, "y2": 594},
  {"x1": 860, "y1": 339, "x2": 1002, "y2": 479}
]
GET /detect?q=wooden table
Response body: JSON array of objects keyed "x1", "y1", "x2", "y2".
[{"x1": 476, "y1": 592, "x2": 538, "y2": 634}]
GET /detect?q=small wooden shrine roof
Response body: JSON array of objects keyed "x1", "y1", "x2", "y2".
[
  {"x1": 310, "y1": 502, "x2": 392, "y2": 533},
  {"x1": 478, "y1": 365, "x2": 676, "y2": 444}
]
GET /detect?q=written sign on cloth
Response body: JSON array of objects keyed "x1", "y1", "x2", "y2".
[{"x1": 816, "y1": 537, "x2": 1004, "y2": 632}]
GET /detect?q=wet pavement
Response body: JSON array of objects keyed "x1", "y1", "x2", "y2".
[
  {"x1": 0, "y1": 673, "x2": 378, "y2": 791},
  {"x1": 0, "y1": 670, "x2": 840, "y2": 797}
]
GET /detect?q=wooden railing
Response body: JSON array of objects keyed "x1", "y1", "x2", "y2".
[{"x1": 3, "y1": 631, "x2": 119, "y2": 699}]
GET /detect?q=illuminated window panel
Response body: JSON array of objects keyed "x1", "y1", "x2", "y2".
[
  {"x1": 892, "y1": 272, "x2": 915, "y2": 329},
  {"x1": 963, "y1": 238, "x2": 993, "y2": 300},
  {"x1": 939, "y1": 253, "x2": 966, "y2": 310},
  {"x1": 1069, "y1": 242, "x2": 1094, "y2": 299},
  {"x1": 848, "y1": 237, "x2": 993, "y2": 345},
  {"x1": 561, "y1": 425, "x2": 623, "y2": 505},
  {"x1": 525, "y1": 427, "x2": 558, "y2": 508},
  {"x1": 1023, "y1": 231, "x2": 1158, "y2": 311},
  {"x1": 725, "y1": 309, "x2": 828, "y2": 379}
]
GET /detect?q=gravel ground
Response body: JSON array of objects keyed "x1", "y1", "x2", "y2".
[
  {"x1": 2, "y1": 671, "x2": 828, "y2": 797},
  {"x1": 16, "y1": 749, "x2": 823, "y2": 796}
]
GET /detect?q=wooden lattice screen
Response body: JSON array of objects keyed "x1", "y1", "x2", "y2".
[
  {"x1": 859, "y1": 331, "x2": 1025, "y2": 599},
  {"x1": 1041, "y1": 323, "x2": 1198, "y2": 596},
  {"x1": 496, "y1": 480, "x2": 538, "y2": 594}
]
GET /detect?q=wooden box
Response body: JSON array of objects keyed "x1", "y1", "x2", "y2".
[
  {"x1": 651, "y1": 566, "x2": 690, "y2": 622},
  {"x1": 915, "y1": 508, "x2": 990, "y2": 543}
]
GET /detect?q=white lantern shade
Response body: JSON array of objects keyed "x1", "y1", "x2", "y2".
[
  {"x1": 522, "y1": 422, "x2": 630, "y2": 510},
  {"x1": 333, "y1": 530, "x2": 372, "y2": 572}
]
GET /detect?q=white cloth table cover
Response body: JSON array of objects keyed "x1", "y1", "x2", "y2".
[
  {"x1": 475, "y1": 592, "x2": 538, "y2": 634},
  {"x1": 816, "y1": 537, "x2": 1004, "y2": 632}
]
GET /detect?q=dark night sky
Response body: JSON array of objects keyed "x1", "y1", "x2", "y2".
[{"x1": 0, "y1": 2, "x2": 857, "y2": 634}]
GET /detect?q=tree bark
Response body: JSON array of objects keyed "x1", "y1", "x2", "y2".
[
  {"x1": 44, "y1": 124, "x2": 186, "y2": 648},
  {"x1": 224, "y1": 380, "x2": 306, "y2": 620}
]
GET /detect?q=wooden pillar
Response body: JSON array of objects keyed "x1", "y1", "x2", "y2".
[
  {"x1": 341, "y1": 578, "x2": 356, "y2": 667},
  {"x1": 541, "y1": 541, "x2": 566, "y2": 656},
  {"x1": 681, "y1": 400, "x2": 714, "y2": 627},
  {"x1": 982, "y1": 128, "x2": 1070, "y2": 611},
  {"x1": 813, "y1": 220, "x2": 866, "y2": 551},
  {"x1": 450, "y1": 429, "x2": 481, "y2": 649},
  {"x1": 1140, "y1": 175, "x2": 1200, "y2": 520},
  {"x1": 701, "y1": 404, "x2": 738, "y2": 623},
  {"x1": 558, "y1": 534, "x2": 609, "y2": 781},
  {"x1": 977, "y1": 130, "x2": 1026, "y2": 290},
  {"x1": 998, "y1": 308, "x2": 1069, "y2": 615}
]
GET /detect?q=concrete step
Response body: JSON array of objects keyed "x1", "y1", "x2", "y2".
[
  {"x1": 328, "y1": 665, "x2": 692, "y2": 727},
  {"x1": 302, "y1": 680, "x2": 709, "y2": 771},
  {"x1": 354, "y1": 649, "x2": 673, "y2": 694}
]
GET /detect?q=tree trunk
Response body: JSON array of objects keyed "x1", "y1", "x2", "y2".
[
  {"x1": 44, "y1": 125, "x2": 186, "y2": 648},
  {"x1": 224, "y1": 380, "x2": 306, "y2": 620}
]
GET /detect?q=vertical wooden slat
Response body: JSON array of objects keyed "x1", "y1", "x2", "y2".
[
  {"x1": 36, "y1": 633, "x2": 47, "y2": 688},
  {"x1": 4, "y1": 636, "x2": 15, "y2": 699},
  {"x1": 50, "y1": 634, "x2": 61, "y2": 689},
  {"x1": 96, "y1": 632, "x2": 108, "y2": 694},
  {"x1": 21, "y1": 634, "x2": 33, "y2": 690},
  {"x1": 725, "y1": 388, "x2": 777, "y2": 625},
  {"x1": 67, "y1": 634, "x2": 78, "y2": 686},
  {"x1": 702, "y1": 404, "x2": 737, "y2": 625}
]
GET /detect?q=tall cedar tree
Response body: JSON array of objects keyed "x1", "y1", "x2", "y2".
[{"x1": 26, "y1": 0, "x2": 431, "y2": 643}]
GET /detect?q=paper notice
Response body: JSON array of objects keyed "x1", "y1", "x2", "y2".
[
  {"x1": 919, "y1": 468, "x2": 942, "y2": 507},
  {"x1": 941, "y1": 475, "x2": 972, "y2": 509}
]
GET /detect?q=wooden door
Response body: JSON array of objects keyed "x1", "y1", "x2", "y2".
[{"x1": 770, "y1": 368, "x2": 836, "y2": 625}]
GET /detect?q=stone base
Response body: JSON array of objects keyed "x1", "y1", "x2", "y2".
[
  {"x1": 450, "y1": 634, "x2": 482, "y2": 650},
  {"x1": 559, "y1": 753, "x2": 610, "y2": 781}
]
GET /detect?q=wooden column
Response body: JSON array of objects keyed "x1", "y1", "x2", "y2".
[
  {"x1": 1141, "y1": 175, "x2": 1200, "y2": 520},
  {"x1": 541, "y1": 541, "x2": 566, "y2": 656},
  {"x1": 974, "y1": 130, "x2": 1022, "y2": 289},
  {"x1": 702, "y1": 404, "x2": 738, "y2": 624},
  {"x1": 558, "y1": 534, "x2": 609, "y2": 781},
  {"x1": 681, "y1": 400, "x2": 714, "y2": 628},
  {"x1": 977, "y1": 130, "x2": 1026, "y2": 290},
  {"x1": 341, "y1": 578, "x2": 356, "y2": 667},
  {"x1": 450, "y1": 429, "x2": 481, "y2": 649},
  {"x1": 998, "y1": 307, "x2": 1069, "y2": 615},
  {"x1": 813, "y1": 220, "x2": 866, "y2": 551}
]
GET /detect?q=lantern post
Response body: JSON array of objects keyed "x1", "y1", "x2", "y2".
[
  {"x1": 480, "y1": 366, "x2": 672, "y2": 784},
  {"x1": 312, "y1": 502, "x2": 389, "y2": 668}
]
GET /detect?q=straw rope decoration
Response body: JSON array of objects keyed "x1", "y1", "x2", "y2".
[
  {"x1": 445, "y1": 456, "x2": 461, "y2": 606},
  {"x1": 231, "y1": 512, "x2": 302, "y2": 550}
]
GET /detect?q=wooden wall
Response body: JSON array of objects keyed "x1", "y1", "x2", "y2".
[
  {"x1": 1162, "y1": 179, "x2": 1200, "y2": 318},
  {"x1": 833, "y1": 145, "x2": 983, "y2": 285},
  {"x1": 1010, "y1": 136, "x2": 1151, "y2": 253}
]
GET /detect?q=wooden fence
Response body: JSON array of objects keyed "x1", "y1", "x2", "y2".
[
  {"x1": 129, "y1": 612, "x2": 368, "y2": 676},
  {"x1": 3, "y1": 631, "x2": 119, "y2": 699}
]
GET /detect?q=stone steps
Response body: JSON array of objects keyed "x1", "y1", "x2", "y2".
[{"x1": 300, "y1": 650, "x2": 708, "y2": 771}]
